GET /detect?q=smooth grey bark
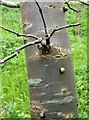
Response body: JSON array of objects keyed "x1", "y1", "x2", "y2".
[{"x1": 20, "y1": 0, "x2": 78, "y2": 119}]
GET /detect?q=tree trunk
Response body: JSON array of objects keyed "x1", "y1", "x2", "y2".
[{"x1": 20, "y1": 0, "x2": 78, "y2": 119}]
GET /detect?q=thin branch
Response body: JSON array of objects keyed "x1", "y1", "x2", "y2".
[
  {"x1": 77, "y1": 0, "x2": 89, "y2": 6},
  {"x1": 65, "y1": 1, "x2": 80, "y2": 13},
  {"x1": 0, "y1": 25, "x2": 39, "y2": 40},
  {"x1": 34, "y1": 0, "x2": 48, "y2": 35},
  {"x1": 48, "y1": 23, "x2": 81, "y2": 39},
  {"x1": 0, "y1": 39, "x2": 42, "y2": 64},
  {"x1": 0, "y1": 23, "x2": 81, "y2": 64},
  {"x1": 0, "y1": 0, "x2": 20, "y2": 8},
  {"x1": 65, "y1": 0, "x2": 89, "y2": 6}
]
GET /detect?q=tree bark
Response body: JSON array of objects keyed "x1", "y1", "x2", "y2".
[{"x1": 20, "y1": 0, "x2": 78, "y2": 119}]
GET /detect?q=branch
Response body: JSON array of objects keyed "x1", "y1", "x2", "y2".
[
  {"x1": 0, "y1": 25, "x2": 39, "y2": 40},
  {"x1": 0, "y1": 39, "x2": 42, "y2": 64},
  {"x1": 77, "y1": 0, "x2": 89, "y2": 6},
  {"x1": 0, "y1": 23, "x2": 81, "y2": 64},
  {"x1": 48, "y1": 23, "x2": 81, "y2": 39},
  {"x1": 0, "y1": 0, "x2": 20, "y2": 8},
  {"x1": 34, "y1": 0, "x2": 48, "y2": 35},
  {"x1": 65, "y1": 1, "x2": 80, "y2": 13},
  {"x1": 65, "y1": 0, "x2": 89, "y2": 7}
]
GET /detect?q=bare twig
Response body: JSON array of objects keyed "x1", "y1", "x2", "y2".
[
  {"x1": 0, "y1": 0, "x2": 20, "y2": 8},
  {"x1": 77, "y1": 0, "x2": 89, "y2": 6},
  {"x1": 0, "y1": 39, "x2": 42, "y2": 64},
  {"x1": 48, "y1": 23, "x2": 81, "y2": 39},
  {"x1": 34, "y1": 0, "x2": 48, "y2": 35},
  {"x1": 0, "y1": 25, "x2": 39, "y2": 40},
  {"x1": 65, "y1": 1, "x2": 79, "y2": 13},
  {"x1": 65, "y1": 0, "x2": 89, "y2": 6},
  {"x1": 0, "y1": 23, "x2": 81, "y2": 64}
]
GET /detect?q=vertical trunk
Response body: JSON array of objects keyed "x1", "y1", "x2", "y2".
[{"x1": 20, "y1": 0, "x2": 78, "y2": 119}]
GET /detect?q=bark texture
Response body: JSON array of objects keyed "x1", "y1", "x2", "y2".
[{"x1": 20, "y1": 0, "x2": 78, "y2": 119}]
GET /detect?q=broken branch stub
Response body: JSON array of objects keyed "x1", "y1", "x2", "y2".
[{"x1": 20, "y1": 1, "x2": 78, "y2": 119}]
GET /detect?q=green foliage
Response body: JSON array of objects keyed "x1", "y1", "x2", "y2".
[
  {"x1": 66, "y1": 3, "x2": 88, "y2": 118},
  {"x1": 0, "y1": 6, "x2": 30, "y2": 118},
  {"x1": 0, "y1": 3, "x2": 88, "y2": 118}
]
